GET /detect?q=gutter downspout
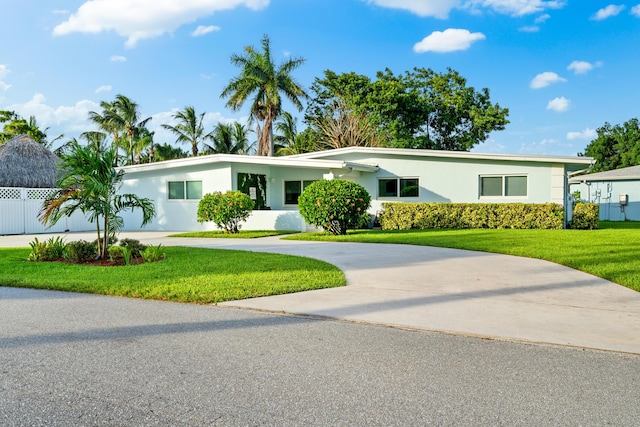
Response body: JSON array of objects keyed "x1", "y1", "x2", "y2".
[{"x1": 564, "y1": 163, "x2": 595, "y2": 228}]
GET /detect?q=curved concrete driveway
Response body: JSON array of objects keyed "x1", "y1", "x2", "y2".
[{"x1": 2, "y1": 232, "x2": 639, "y2": 354}]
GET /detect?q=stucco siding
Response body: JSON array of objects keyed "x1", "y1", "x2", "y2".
[{"x1": 571, "y1": 180, "x2": 640, "y2": 221}]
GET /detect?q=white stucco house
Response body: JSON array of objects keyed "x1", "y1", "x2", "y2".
[
  {"x1": 118, "y1": 147, "x2": 594, "y2": 232},
  {"x1": 569, "y1": 165, "x2": 640, "y2": 221}
]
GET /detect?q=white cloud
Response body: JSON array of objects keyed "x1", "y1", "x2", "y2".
[
  {"x1": 191, "y1": 25, "x2": 220, "y2": 37},
  {"x1": 567, "y1": 60, "x2": 602, "y2": 75},
  {"x1": 414, "y1": 29, "x2": 485, "y2": 53},
  {"x1": 519, "y1": 25, "x2": 539, "y2": 32},
  {"x1": 6, "y1": 93, "x2": 100, "y2": 136},
  {"x1": 547, "y1": 96, "x2": 570, "y2": 112},
  {"x1": 535, "y1": 13, "x2": 550, "y2": 23},
  {"x1": 53, "y1": 0, "x2": 270, "y2": 48},
  {"x1": 110, "y1": 55, "x2": 127, "y2": 62},
  {"x1": 567, "y1": 128, "x2": 596, "y2": 140},
  {"x1": 368, "y1": 0, "x2": 565, "y2": 18},
  {"x1": 631, "y1": 4, "x2": 640, "y2": 16},
  {"x1": 591, "y1": 4, "x2": 625, "y2": 20},
  {"x1": 471, "y1": 138, "x2": 507, "y2": 153},
  {"x1": 530, "y1": 71, "x2": 566, "y2": 89},
  {"x1": 464, "y1": 0, "x2": 565, "y2": 17},
  {"x1": 95, "y1": 85, "x2": 112, "y2": 93},
  {"x1": 0, "y1": 65, "x2": 10, "y2": 91},
  {"x1": 365, "y1": 0, "x2": 460, "y2": 19}
]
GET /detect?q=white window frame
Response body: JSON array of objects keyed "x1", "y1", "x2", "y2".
[
  {"x1": 167, "y1": 180, "x2": 203, "y2": 201},
  {"x1": 479, "y1": 174, "x2": 528, "y2": 198},
  {"x1": 377, "y1": 177, "x2": 420, "y2": 199}
]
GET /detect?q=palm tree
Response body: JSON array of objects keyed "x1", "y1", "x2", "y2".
[
  {"x1": 205, "y1": 122, "x2": 253, "y2": 154},
  {"x1": 39, "y1": 141, "x2": 155, "y2": 259},
  {"x1": 161, "y1": 106, "x2": 209, "y2": 156},
  {"x1": 89, "y1": 95, "x2": 151, "y2": 165},
  {"x1": 221, "y1": 34, "x2": 308, "y2": 156},
  {"x1": 152, "y1": 142, "x2": 189, "y2": 161},
  {"x1": 230, "y1": 122, "x2": 255, "y2": 154}
]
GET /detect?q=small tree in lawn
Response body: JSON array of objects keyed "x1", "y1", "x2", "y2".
[
  {"x1": 197, "y1": 191, "x2": 255, "y2": 233},
  {"x1": 298, "y1": 180, "x2": 371, "y2": 235}
]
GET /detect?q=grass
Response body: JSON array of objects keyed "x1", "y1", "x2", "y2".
[
  {"x1": 169, "y1": 230, "x2": 299, "y2": 238},
  {"x1": 284, "y1": 221, "x2": 640, "y2": 292},
  {"x1": 0, "y1": 246, "x2": 345, "y2": 303}
]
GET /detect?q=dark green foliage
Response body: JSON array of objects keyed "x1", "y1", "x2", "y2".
[
  {"x1": 27, "y1": 237, "x2": 66, "y2": 261},
  {"x1": 298, "y1": 180, "x2": 371, "y2": 235},
  {"x1": 571, "y1": 203, "x2": 599, "y2": 230},
  {"x1": 118, "y1": 238, "x2": 147, "y2": 257},
  {"x1": 380, "y1": 202, "x2": 564, "y2": 230},
  {"x1": 583, "y1": 118, "x2": 640, "y2": 172},
  {"x1": 65, "y1": 240, "x2": 98, "y2": 263},
  {"x1": 305, "y1": 68, "x2": 509, "y2": 151},
  {"x1": 197, "y1": 191, "x2": 255, "y2": 233}
]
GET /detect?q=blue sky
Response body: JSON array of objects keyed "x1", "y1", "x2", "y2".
[{"x1": 1, "y1": 0, "x2": 639, "y2": 156}]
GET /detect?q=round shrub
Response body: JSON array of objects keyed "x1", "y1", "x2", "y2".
[
  {"x1": 298, "y1": 179, "x2": 371, "y2": 235},
  {"x1": 197, "y1": 191, "x2": 255, "y2": 233}
]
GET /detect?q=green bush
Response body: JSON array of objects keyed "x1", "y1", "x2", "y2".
[
  {"x1": 142, "y1": 244, "x2": 165, "y2": 263},
  {"x1": 118, "y1": 238, "x2": 147, "y2": 257},
  {"x1": 571, "y1": 203, "x2": 599, "y2": 230},
  {"x1": 197, "y1": 191, "x2": 255, "y2": 233},
  {"x1": 65, "y1": 240, "x2": 97, "y2": 263},
  {"x1": 27, "y1": 237, "x2": 66, "y2": 261},
  {"x1": 298, "y1": 180, "x2": 371, "y2": 235},
  {"x1": 380, "y1": 202, "x2": 564, "y2": 230}
]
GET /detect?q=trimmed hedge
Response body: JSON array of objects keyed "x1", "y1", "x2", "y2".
[
  {"x1": 379, "y1": 202, "x2": 565, "y2": 230},
  {"x1": 570, "y1": 203, "x2": 599, "y2": 230}
]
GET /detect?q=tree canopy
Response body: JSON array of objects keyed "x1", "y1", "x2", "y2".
[
  {"x1": 305, "y1": 67, "x2": 509, "y2": 151},
  {"x1": 583, "y1": 118, "x2": 640, "y2": 172},
  {"x1": 0, "y1": 110, "x2": 60, "y2": 147}
]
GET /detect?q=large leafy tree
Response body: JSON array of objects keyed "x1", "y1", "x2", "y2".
[
  {"x1": 583, "y1": 118, "x2": 640, "y2": 172},
  {"x1": 305, "y1": 67, "x2": 509, "y2": 151},
  {"x1": 161, "y1": 106, "x2": 209, "y2": 156},
  {"x1": 39, "y1": 141, "x2": 156, "y2": 259},
  {"x1": 221, "y1": 34, "x2": 308, "y2": 156}
]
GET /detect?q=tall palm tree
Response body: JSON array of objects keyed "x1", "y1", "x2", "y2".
[
  {"x1": 230, "y1": 122, "x2": 255, "y2": 155},
  {"x1": 39, "y1": 141, "x2": 155, "y2": 259},
  {"x1": 161, "y1": 106, "x2": 208, "y2": 157},
  {"x1": 205, "y1": 122, "x2": 252, "y2": 154},
  {"x1": 221, "y1": 34, "x2": 308, "y2": 156},
  {"x1": 89, "y1": 95, "x2": 151, "y2": 165}
]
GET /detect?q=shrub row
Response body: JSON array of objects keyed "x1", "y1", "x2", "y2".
[
  {"x1": 570, "y1": 203, "x2": 599, "y2": 230},
  {"x1": 379, "y1": 202, "x2": 565, "y2": 230},
  {"x1": 28, "y1": 237, "x2": 165, "y2": 264}
]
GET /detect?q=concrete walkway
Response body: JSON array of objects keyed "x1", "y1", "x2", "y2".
[{"x1": 2, "y1": 231, "x2": 639, "y2": 354}]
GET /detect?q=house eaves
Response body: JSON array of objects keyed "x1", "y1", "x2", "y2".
[
  {"x1": 569, "y1": 165, "x2": 640, "y2": 183},
  {"x1": 291, "y1": 146, "x2": 594, "y2": 166},
  {"x1": 118, "y1": 153, "x2": 378, "y2": 174}
]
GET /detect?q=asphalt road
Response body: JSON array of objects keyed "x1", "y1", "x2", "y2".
[{"x1": 1, "y1": 286, "x2": 639, "y2": 426}]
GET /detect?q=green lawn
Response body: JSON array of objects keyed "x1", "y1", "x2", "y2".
[
  {"x1": 0, "y1": 246, "x2": 345, "y2": 303},
  {"x1": 285, "y1": 221, "x2": 640, "y2": 292},
  {"x1": 169, "y1": 230, "x2": 299, "y2": 238}
]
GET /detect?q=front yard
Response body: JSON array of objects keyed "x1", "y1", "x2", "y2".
[{"x1": 285, "y1": 221, "x2": 640, "y2": 292}]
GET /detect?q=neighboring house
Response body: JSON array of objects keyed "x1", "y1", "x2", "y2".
[
  {"x1": 569, "y1": 165, "x2": 640, "y2": 221},
  {"x1": 0, "y1": 135, "x2": 92, "y2": 235},
  {"x1": 119, "y1": 147, "x2": 594, "y2": 232}
]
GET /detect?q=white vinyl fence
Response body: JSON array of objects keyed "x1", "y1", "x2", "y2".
[{"x1": 0, "y1": 187, "x2": 94, "y2": 235}]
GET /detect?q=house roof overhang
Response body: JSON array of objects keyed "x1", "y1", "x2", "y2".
[
  {"x1": 290, "y1": 146, "x2": 595, "y2": 167},
  {"x1": 119, "y1": 153, "x2": 379, "y2": 174}
]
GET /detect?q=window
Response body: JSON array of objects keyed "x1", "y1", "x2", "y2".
[
  {"x1": 378, "y1": 178, "x2": 419, "y2": 198},
  {"x1": 284, "y1": 180, "x2": 316, "y2": 205},
  {"x1": 480, "y1": 175, "x2": 527, "y2": 197},
  {"x1": 168, "y1": 180, "x2": 202, "y2": 200}
]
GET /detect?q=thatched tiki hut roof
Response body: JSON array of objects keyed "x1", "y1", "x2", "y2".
[{"x1": 0, "y1": 134, "x2": 60, "y2": 188}]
